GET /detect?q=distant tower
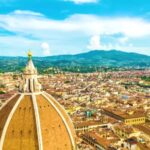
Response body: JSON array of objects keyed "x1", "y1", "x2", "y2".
[{"x1": 0, "y1": 51, "x2": 76, "y2": 150}]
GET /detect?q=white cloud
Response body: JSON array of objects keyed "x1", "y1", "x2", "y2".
[
  {"x1": 12, "y1": 10, "x2": 43, "y2": 16},
  {"x1": 87, "y1": 35, "x2": 102, "y2": 49},
  {"x1": 118, "y1": 36, "x2": 128, "y2": 44},
  {"x1": 0, "y1": 35, "x2": 42, "y2": 56},
  {"x1": 0, "y1": 10, "x2": 150, "y2": 55},
  {"x1": 87, "y1": 35, "x2": 117, "y2": 50},
  {"x1": 64, "y1": 0, "x2": 98, "y2": 4},
  {"x1": 87, "y1": 35, "x2": 145, "y2": 55},
  {"x1": 41, "y1": 42, "x2": 51, "y2": 56},
  {"x1": 0, "y1": 11, "x2": 150, "y2": 38}
]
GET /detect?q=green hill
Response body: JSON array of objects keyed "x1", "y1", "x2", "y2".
[{"x1": 0, "y1": 50, "x2": 150, "y2": 73}]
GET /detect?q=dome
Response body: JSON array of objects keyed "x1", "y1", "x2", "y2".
[{"x1": 0, "y1": 52, "x2": 76, "y2": 150}]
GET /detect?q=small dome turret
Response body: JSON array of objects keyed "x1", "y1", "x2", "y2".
[{"x1": 19, "y1": 51, "x2": 42, "y2": 93}]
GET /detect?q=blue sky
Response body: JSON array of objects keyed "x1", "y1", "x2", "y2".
[{"x1": 0, "y1": 0, "x2": 150, "y2": 56}]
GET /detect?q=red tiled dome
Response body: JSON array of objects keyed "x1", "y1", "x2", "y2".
[{"x1": 0, "y1": 52, "x2": 76, "y2": 150}]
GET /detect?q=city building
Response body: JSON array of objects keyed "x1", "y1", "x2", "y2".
[{"x1": 103, "y1": 108, "x2": 145, "y2": 125}]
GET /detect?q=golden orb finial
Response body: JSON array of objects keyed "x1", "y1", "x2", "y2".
[{"x1": 28, "y1": 50, "x2": 32, "y2": 60}]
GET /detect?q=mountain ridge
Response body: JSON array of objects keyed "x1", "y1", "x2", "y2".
[{"x1": 0, "y1": 50, "x2": 150, "y2": 73}]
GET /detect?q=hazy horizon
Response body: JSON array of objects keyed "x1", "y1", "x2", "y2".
[{"x1": 0, "y1": 49, "x2": 150, "y2": 57}]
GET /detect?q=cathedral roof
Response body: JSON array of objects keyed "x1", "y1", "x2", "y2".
[{"x1": 0, "y1": 52, "x2": 76, "y2": 150}]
